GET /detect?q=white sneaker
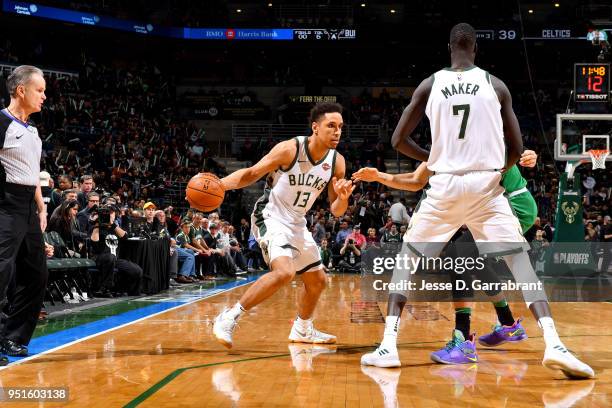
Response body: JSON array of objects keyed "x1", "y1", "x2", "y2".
[
  {"x1": 543, "y1": 345, "x2": 595, "y2": 379},
  {"x1": 361, "y1": 346, "x2": 401, "y2": 368},
  {"x1": 213, "y1": 308, "x2": 238, "y2": 349},
  {"x1": 288, "y1": 321, "x2": 337, "y2": 344}
]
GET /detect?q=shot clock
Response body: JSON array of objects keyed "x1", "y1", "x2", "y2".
[{"x1": 574, "y1": 63, "x2": 610, "y2": 102}]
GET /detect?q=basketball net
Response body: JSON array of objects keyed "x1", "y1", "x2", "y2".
[{"x1": 588, "y1": 149, "x2": 609, "y2": 170}]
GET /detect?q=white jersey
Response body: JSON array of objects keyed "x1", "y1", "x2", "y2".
[
  {"x1": 253, "y1": 136, "x2": 336, "y2": 230},
  {"x1": 425, "y1": 66, "x2": 505, "y2": 173}
]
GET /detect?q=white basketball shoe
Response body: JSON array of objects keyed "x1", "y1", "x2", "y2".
[
  {"x1": 213, "y1": 308, "x2": 239, "y2": 349},
  {"x1": 361, "y1": 345, "x2": 401, "y2": 368},
  {"x1": 288, "y1": 320, "x2": 336, "y2": 344},
  {"x1": 543, "y1": 345, "x2": 595, "y2": 379}
]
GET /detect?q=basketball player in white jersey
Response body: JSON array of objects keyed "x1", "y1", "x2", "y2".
[
  {"x1": 213, "y1": 103, "x2": 355, "y2": 348},
  {"x1": 361, "y1": 23, "x2": 593, "y2": 379}
]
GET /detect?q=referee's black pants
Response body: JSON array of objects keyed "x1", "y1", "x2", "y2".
[{"x1": 0, "y1": 184, "x2": 48, "y2": 346}]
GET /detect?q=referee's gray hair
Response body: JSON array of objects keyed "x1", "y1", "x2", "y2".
[{"x1": 6, "y1": 65, "x2": 44, "y2": 97}]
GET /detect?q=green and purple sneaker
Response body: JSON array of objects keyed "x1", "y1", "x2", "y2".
[
  {"x1": 430, "y1": 330, "x2": 478, "y2": 365},
  {"x1": 478, "y1": 318, "x2": 527, "y2": 347}
]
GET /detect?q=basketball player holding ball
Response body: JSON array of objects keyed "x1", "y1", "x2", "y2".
[{"x1": 212, "y1": 102, "x2": 355, "y2": 348}]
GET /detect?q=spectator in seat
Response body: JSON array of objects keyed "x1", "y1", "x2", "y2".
[
  {"x1": 77, "y1": 192, "x2": 100, "y2": 232},
  {"x1": 381, "y1": 224, "x2": 401, "y2": 243},
  {"x1": 217, "y1": 222, "x2": 246, "y2": 274},
  {"x1": 77, "y1": 175, "x2": 94, "y2": 209},
  {"x1": 346, "y1": 224, "x2": 366, "y2": 249},
  {"x1": 378, "y1": 217, "x2": 394, "y2": 237},
  {"x1": 365, "y1": 227, "x2": 380, "y2": 249},
  {"x1": 176, "y1": 221, "x2": 209, "y2": 280},
  {"x1": 202, "y1": 223, "x2": 236, "y2": 277},
  {"x1": 320, "y1": 238, "x2": 332, "y2": 272},
  {"x1": 48, "y1": 175, "x2": 71, "y2": 216},
  {"x1": 156, "y1": 212, "x2": 197, "y2": 284},
  {"x1": 90, "y1": 207, "x2": 143, "y2": 297},
  {"x1": 339, "y1": 236, "x2": 362, "y2": 273},
  {"x1": 246, "y1": 233, "x2": 266, "y2": 271},
  {"x1": 48, "y1": 199, "x2": 88, "y2": 257},
  {"x1": 225, "y1": 224, "x2": 248, "y2": 273},
  {"x1": 312, "y1": 218, "x2": 327, "y2": 245},
  {"x1": 189, "y1": 213, "x2": 214, "y2": 277},
  {"x1": 164, "y1": 206, "x2": 179, "y2": 237},
  {"x1": 238, "y1": 218, "x2": 250, "y2": 248},
  {"x1": 334, "y1": 220, "x2": 351, "y2": 253},
  {"x1": 143, "y1": 201, "x2": 162, "y2": 237},
  {"x1": 61, "y1": 188, "x2": 78, "y2": 203}
]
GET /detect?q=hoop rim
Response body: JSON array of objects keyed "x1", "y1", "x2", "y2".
[{"x1": 588, "y1": 149, "x2": 610, "y2": 156}]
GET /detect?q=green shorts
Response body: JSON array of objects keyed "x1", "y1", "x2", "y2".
[{"x1": 508, "y1": 189, "x2": 538, "y2": 234}]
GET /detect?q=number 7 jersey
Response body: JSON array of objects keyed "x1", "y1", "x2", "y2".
[
  {"x1": 253, "y1": 136, "x2": 337, "y2": 227},
  {"x1": 425, "y1": 66, "x2": 505, "y2": 173}
]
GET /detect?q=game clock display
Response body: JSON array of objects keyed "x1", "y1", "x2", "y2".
[{"x1": 574, "y1": 63, "x2": 610, "y2": 102}]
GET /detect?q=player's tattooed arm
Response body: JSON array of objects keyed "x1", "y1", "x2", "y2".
[
  {"x1": 352, "y1": 162, "x2": 433, "y2": 191},
  {"x1": 328, "y1": 153, "x2": 356, "y2": 217},
  {"x1": 519, "y1": 149, "x2": 537, "y2": 168},
  {"x1": 491, "y1": 75, "x2": 523, "y2": 170},
  {"x1": 220, "y1": 139, "x2": 295, "y2": 190},
  {"x1": 390, "y1": 76, "x2": 433, "y2": 162}
]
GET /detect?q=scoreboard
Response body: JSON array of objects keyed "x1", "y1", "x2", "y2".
[
  {"x1": 293, "y1": 29, "x2": 356, "y2": 40},
  {"x1": 574, "y1": 63, "x2": 610, "y2": 102}
]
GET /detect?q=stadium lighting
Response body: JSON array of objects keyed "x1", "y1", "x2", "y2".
[
  {"x1": 268, "y1": 3, "x2": 273, "y2": 6},
  {"x1": 361, "y1": 3, "x2": 366, "y2": 7},
  {"x1": 236, "y1": 9, "x2": 242, "y2": 13},
  {"x1": 528, "y1": 9, "x2": 534, "y2": 14},
  {"x1": 390, "y1": 9, "x2": 396, "y2": 14},
  {"x1": 554, "y1": 3, "x2": 560, "y2": 7}
]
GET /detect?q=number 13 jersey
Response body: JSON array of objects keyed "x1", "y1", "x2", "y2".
[
  {"x1": 253, "y1": 136, "x2": 337, "y2": 228},
  {"x1": 425, "y1": 66, "x2": 505, "y2": 173}
]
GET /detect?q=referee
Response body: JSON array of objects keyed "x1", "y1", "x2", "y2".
[{"x1": 0, "y1": 65, "x2": 48, "y2": 365}]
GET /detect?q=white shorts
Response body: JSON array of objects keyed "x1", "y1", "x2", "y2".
[
  {"x1": 251, "y1": 217, "x2": 322, "y2": 274},
  {"x1": 404, "y1": 171, "x2": 528, "y2": 257}
]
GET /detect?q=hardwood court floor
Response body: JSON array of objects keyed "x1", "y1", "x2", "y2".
[{"x1": 0, "y1": 275, "x2": 610, "y2": 407}]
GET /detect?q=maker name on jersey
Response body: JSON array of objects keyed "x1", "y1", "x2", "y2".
[
  {"x1": 441, "y1": 83, "x2": 480, "y2": 99},
  {"x1": 288, "y1": 174, "x2": 327, "y2": 191}
]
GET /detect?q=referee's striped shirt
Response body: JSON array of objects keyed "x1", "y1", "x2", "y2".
[{"x1": 0, "y1": 108, "x2": 42, "y2": 186}]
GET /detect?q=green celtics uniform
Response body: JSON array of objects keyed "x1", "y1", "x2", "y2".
[
  {"x1": 502, "y1": 165, "x2": 537, "y2": 233},
  {"x1": 175, "y1": 231, "x2": 192, "y2": 248}
]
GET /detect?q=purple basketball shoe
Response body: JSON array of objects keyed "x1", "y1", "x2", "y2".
[
  {"x1": 478, "y1": 318, "x2": 528, "y2": 347},
  {"x1": 430, "y1": 330, "x2": 478, "y2": 365}
]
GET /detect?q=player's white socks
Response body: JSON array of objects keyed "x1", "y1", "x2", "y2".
[
  {"x1": 227, "y1": 302, "x2": 246, "y2": 320},
  {"x1": 538, "y1": 317, "x2": 562, "y2": 348},
  {"x1": 381, "y1": 316, "x2": 400, "y2": 351},
  {"x1": 295, "y1": 316, "x2": 313, "y2": 329}
]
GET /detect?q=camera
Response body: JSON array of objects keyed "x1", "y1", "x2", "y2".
[
  {"x1": 98, "y1": 205, "x2": 112, "y2": 227},
  {"x1": 88, "y1": 204, "x2": 112, "y2": 226},
  {"x1": 348, "y1": 238, "x2": 355, "y2": 245}
]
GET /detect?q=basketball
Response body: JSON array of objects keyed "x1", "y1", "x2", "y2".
[{"x1": 185, "y1": 172, "x2": 225, "y2": 212}]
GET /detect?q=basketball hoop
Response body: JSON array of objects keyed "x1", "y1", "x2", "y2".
[{"x1": 588, "y1": 149, "x2": 609, "y2": 169}]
